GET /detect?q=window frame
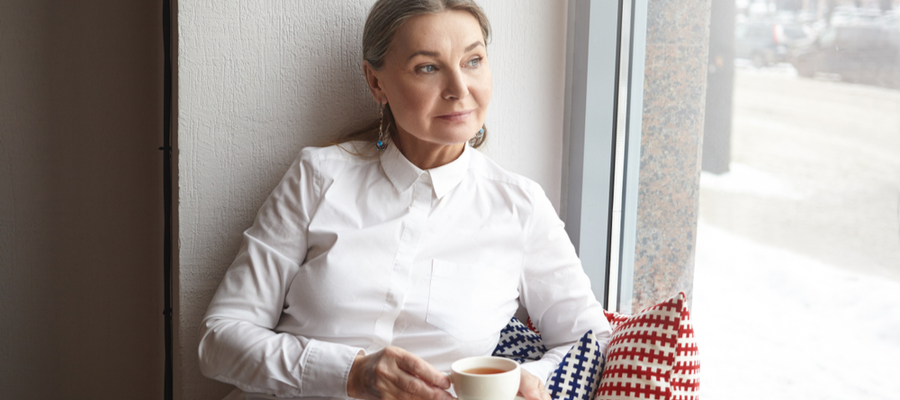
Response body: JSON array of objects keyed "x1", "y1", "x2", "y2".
[{"x1": 561, "y1": 0, "x2": 647, "y2": 312}]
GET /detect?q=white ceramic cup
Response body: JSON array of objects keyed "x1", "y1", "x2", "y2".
[{"x1": 450, "y1": 356, "x2": 521, "y2": 400}]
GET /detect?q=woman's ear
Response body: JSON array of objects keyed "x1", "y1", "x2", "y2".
[{"x1": 363, "y1": 61, "x2": 386, "y2": 104}]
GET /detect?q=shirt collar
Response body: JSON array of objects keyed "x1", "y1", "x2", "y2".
[
  {"x1": 429, "y1": 144, "x2": 470, "y2": 199},
  {"x1": 380, "y1": 143, "x2": 471, "y2": 199}
]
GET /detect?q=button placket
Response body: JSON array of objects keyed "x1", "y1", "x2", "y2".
[{"x1": 370, "y1": 174, "x2": 433, "y2": 350}]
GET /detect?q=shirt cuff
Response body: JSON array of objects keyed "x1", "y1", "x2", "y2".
[
  {"x1": 520, "y1": 359, "x2": 559, "y2": 385},
  {"x1": 299, "y1": 338, "x2": 364, "y2": 398}
]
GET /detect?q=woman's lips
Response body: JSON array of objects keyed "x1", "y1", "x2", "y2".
[{"x1": 436, "y1": 110, "x2": 473, "y2": 122}]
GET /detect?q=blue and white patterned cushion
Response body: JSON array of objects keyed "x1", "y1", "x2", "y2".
[
  {"x1": 492, "y1": 317, "x2": 547, "y2": 363},
  {"x1": 547, "y1": 330, "x2": 606, "y2": 400},
  {"x1": 492, "y1": 318, "x2": 606, "y2": 400}
]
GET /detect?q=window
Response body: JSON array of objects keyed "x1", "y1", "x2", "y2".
[
  {"x1": 697, "y1": 1, "x2": 900, "y2": 398},
  {"x1": 562, "y1": 0, "x2": 647, "y2": 312}
]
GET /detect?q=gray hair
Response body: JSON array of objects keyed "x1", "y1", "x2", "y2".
[{"x1": 363, "y1": 0, "x2": 492, "y2": 71}]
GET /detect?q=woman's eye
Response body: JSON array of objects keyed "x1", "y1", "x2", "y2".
[
  {"x1": 417, "y1": 65, "x2": 436, "y2": 74},
  {"x1": 467, "y1": 57, "x2": 482, "y2": 68}
]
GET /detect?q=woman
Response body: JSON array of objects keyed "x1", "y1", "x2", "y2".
[{"x1": 198, "y1": 1, "x2": 611, "y2": 399}]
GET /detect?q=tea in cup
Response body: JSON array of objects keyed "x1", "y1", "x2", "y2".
[{"x1": 450, "y1": 356, "x2": 520, "y2": 400}]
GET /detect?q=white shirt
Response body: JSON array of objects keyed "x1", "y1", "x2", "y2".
[{"x1": 199, "y1": 142, "x2": 611, "y2": 399}]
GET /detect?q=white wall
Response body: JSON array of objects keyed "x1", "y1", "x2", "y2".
[
  {"x1": 0, "y1": 1, "x2": 164, "y2": 398},
  {"x1": 176, "y1": 1, "x2": 569, "y2": 398}
]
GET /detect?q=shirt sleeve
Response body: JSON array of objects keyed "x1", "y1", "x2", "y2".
[
  {"x1": 517, "y1": 183, "x2": 612, "y2": 383},
  {"x1": 198, "y1": 148, "x2": 364, "y2": 398}
]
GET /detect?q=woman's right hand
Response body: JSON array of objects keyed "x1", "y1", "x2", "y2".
[{"x1": 347, "y1": 346, "x2": 454, "y2": 400}]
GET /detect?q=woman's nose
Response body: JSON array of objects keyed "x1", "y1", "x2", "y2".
[{"x1": 442, "y1": 68, "x2": 469, "y2": 100}]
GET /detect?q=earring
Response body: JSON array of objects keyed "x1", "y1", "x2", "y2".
[
  {"x1": 376, "y1": 103, "x2": 387, "y2": 150},
  {"x1": 475, "y1": 127, "x2": 484, "y2": 140}
]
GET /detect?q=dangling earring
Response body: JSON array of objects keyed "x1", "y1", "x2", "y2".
[
  {"x1": 376, "y1": 103, "x2": 387, "y2": 150},
  {"x1": 475, "y1": 126, "x2": 484, "y2": 140}
]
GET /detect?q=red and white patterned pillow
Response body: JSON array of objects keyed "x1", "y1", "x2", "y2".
[{"x1": 596, "y1": 292, "x2": 699, "y2": 400}]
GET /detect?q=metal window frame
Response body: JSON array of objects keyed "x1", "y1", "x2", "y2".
[{"x1": 562, "y1": 0, "x2": 647, "y2": 312}]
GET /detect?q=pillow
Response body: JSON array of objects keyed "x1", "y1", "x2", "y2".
[
  {"x1": 546, "y1": 330, "x2": 606, "y2": 400},
  {"x1": 492, "y1": 316, "x2": 547, "y2": 363},
  {"x1": 492, "y1": 318, "x2": 605, "y2": 400},
  {"x1": 596, "y1": 292, "x2": 700, "y2": 400},
  {"x1": 671, "y1": 308, "x2": 699, "y2": 399}
]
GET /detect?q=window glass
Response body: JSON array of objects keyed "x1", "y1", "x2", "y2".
[
  {"x1": 820, "y1": 27, "x2": 837, "y2": 46},
  {"x1": 782, "y1": 25, "x2": 808, "y2": 40},
  {"x1": 697, "y1": 1, "x2": 900, "y2": 399}
]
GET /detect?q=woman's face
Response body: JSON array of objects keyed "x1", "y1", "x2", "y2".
[{"x1": 366, "y1": 10, "x2": 492, "y2": 150}]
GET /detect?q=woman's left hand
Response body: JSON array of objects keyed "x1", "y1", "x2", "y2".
[{"x1": 517, "y1": 369, "x2": 551, "y2": 400}]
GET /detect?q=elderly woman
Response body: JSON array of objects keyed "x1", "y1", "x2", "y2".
[{"x1": 198, "y1": 1, "x2": 611, "y2": 399}]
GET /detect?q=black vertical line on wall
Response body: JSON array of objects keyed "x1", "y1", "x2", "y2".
[{"x1": 161, "y1": 0, "x2": 174, "y2": 399}]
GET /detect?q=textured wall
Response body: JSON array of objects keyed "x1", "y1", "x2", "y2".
[
  {"x1": 175, "y1": 1, "x2": 569, "y2": 398},
  {"x1": 0, "y1": 1, "x2": 164, "y2": 398},
  {"x1": 0, "y1": 2, "x2": 56, "y2": 398},
  {"x1": 631, "y1": 0, "x2": 712, "y2": 312}
]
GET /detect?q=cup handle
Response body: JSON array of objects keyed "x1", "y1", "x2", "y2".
[{"x1": 444, "y1": 371, "x2": 457, "y2": 398}]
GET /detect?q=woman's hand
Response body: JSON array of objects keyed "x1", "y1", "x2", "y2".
[
  {"x1": 347, "y1": 346, "x2": 453, "y2": 400},
  {"x1": 517, "y1": 369, "x2": 551, "y2": 400}
]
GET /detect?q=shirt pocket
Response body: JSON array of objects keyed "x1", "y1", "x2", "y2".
[{"x1": 426, "y1": 259, "x2": 519, "y2": 343}]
